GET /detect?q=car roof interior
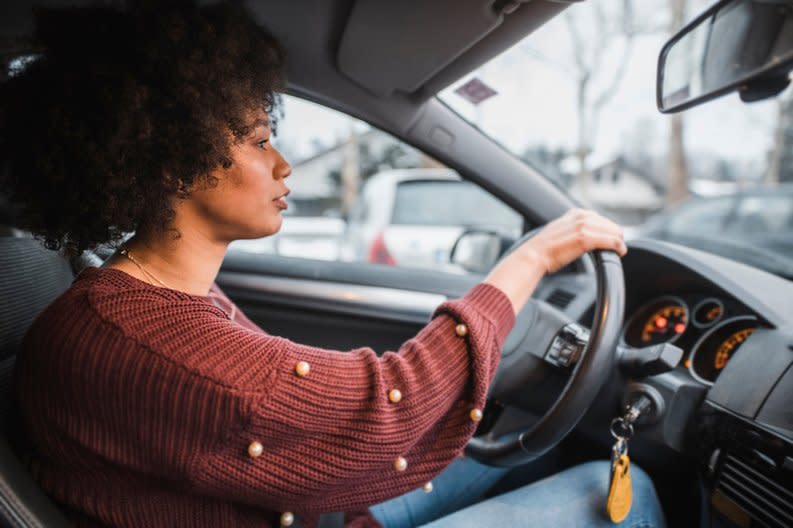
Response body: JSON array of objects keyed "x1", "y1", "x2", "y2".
[{"x1": 0, "y1": 0, "x2": 581, "y2": 224}]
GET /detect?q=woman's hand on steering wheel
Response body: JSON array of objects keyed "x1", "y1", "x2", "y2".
[
  {"x1": 524, "y1": 208, "x2": 627, "y2": 273},
  {"x1": 484, "y1": 208, "x2": 627, "y2": 315}
]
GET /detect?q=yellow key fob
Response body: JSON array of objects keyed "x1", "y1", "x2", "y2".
[{"x1": 607, "y1": 454, "x2": 632, "y2": 523}]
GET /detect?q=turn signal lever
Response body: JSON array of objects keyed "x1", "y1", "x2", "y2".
[{"x1": 617, "y1": 343, "x2": 683, "y2": 377}]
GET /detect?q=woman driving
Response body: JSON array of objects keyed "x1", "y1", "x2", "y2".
[{"x1": 2, "y1": 3, "x2": 665, "y2": 527}]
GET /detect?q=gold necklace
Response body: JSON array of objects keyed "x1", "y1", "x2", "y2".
[
  {"x1": 119, "y1": 247, "x2": 171, "y2": 289},
  {"x1": 119, "y1": 247, "x2": 237, "y2": 320}
]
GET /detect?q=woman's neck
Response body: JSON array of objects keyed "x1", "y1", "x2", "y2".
[{"x1": 107, "y1": 223, "x2": 228, "y2": 296}]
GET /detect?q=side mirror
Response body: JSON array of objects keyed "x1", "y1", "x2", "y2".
[
  {"x1": 657, "y1": 0, "x2": 793, "y2": 113},
  {"x1": 450, "y1": 230, "x2": 503, "y2": 274}
]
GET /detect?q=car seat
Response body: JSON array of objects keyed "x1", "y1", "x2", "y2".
[
  {"x1": 0, "y1": 228, "x2": 75, "y2": 527},
  {"x1": 0, "y1": 232, "x2": 348, "y2": 528}
]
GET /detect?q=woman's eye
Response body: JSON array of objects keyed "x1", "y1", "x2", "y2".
[{"x1": 256, "y1": 139, "x2": 269, "y2": 150}]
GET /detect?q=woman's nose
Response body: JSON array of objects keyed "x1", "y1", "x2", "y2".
[{"x1": 274, "y1": 149, "x2": 292, "y2": 180}]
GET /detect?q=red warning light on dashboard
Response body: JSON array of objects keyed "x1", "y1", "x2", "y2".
[
  {"x1": 655, "y1": 317, "x2": 668, "y2": 329},
  {"x1": 674, "y1": 323, "x2": 686, "y2": 334}
]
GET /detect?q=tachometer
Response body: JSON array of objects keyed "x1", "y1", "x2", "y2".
[
  {"x1": 689, "y1": 316, "x2": 758, "y2": 385},
  {"x1": 623, "y1": 296, "x2": 689, "y2": 348}
]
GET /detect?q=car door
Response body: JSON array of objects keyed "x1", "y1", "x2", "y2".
[{"x1": 217, "y1": 95, "x2": 525, "y2": 354}]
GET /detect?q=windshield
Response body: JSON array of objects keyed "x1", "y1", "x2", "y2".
[{"x1": 439, "y1": 0, "x2": 793, "y2": 278}]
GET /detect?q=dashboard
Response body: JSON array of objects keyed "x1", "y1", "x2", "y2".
[
  {"x1": 539, "y1": 239, "x2": 793, "y2": 528},
  {"x1": 621, "y1": 293, "x2": 761, "y2": 386}
]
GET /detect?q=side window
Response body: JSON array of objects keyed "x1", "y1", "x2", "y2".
[
  {"x1": 665, "y1": 197, "x2": 733, "y2": 237},
  {"x1": 228, "y1": 95, "x2": 522, "y2": 273}
]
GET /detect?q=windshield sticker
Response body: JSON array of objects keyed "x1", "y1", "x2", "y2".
[{"x1": 454, "y1": 77, "x2": 498, "y2": 105}]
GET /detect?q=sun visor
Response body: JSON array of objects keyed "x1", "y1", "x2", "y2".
[
  {"x1": 337, "y1": 0, "x2": 579, "y2": 98},
  {"x1": 337, "y1": 0, "x2": 506, "y2": 97}
]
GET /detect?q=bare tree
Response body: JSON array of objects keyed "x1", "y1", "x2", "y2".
[
  {"x1": 340, "y1": 124, "x2": 360, "y2": 216},
  {"x1": 766, "y1": 90, "x2": 793, "y2": 184},
  {"x1": 665, "y1": 0, "x2": 689, "y2": 205},
  {"x1": 562, "y1": 0, "x2": 637, "y2": 197}
]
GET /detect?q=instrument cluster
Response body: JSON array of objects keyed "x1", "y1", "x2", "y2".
[{"x1": 622, "y1": 294, "x2": 760, "y2": 386}]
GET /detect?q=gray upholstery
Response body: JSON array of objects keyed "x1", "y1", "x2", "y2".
[
  {"x1": 0, "y1": 235, "x2": 74, "y2": 527},
  {"x1": 0, "y1": 237, "x2": 73, "y2": 360}
]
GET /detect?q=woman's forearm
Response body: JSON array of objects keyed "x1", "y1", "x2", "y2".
[{"x1": 483, "y1": 245, "x2": 547, "y2": 315}]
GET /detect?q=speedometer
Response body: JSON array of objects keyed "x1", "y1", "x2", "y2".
[
  {"x1": 623, "y1": 296, "x2": 689, "y2": 348},
  {"x1": 689, "y1": 316, "x2": 758, "y2": 385}
]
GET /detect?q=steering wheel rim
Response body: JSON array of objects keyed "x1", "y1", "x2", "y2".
[{"x1": 465, "y1": 249, "x2": 625, "y2": 467}]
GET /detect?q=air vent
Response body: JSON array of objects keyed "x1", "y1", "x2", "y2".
[
  {"x1": 714, "y1": 454, "x2": 793, "y2": 528},
  {"x1": 546, "y1": 289, "x2": 575, "y2": 309}
]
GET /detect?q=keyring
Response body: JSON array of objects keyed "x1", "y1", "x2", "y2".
[{"x1": 609, "y1": 417, "x2": 634, "y2": 440}]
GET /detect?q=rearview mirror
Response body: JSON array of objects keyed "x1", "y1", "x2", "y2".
[{"x1": 657, "y1": 0, "x2": 793, "y2": 113}]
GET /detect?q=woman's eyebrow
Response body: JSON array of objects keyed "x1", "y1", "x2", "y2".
[{"x1": 251, "y1": 117, "x2": 270, "y2": 130}]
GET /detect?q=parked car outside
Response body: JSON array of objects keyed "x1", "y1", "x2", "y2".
[
  {"x1": 637, "y1": 184, "x2": 793, "y2": 273},
  {"x1": 229, "y1": 204, "x2": 346, "y2": 261},
  {"x1": 339, "y1": 168, "x2": 522, "y2": 271}
]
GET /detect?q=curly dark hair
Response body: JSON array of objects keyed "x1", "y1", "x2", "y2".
[{"x1": 0, "y1": 2, "x2": 285, "y2": 255}]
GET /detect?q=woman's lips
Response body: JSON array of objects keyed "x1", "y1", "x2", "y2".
[{"x1": 274, "y1": 198, "x2": 288, "y2": 210}]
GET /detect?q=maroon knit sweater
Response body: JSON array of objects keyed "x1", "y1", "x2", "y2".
[{"x1": 15, "y1": 267, "x2": 515, "y2": 528}]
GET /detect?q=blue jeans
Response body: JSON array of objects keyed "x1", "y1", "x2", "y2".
[{"x1": 370, "y1": 457, "x2": 666, "y2": 528}]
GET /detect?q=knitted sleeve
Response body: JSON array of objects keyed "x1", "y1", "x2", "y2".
[
  {"x1": 92, "y1": 281, "x2": 514, "y2": 516},
  {"x1": 191, "y1": 283, "x2": 514, "y2": 515}
]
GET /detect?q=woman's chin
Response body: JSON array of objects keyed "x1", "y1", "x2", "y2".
[
  {"x1": 224, "y1": 214, "x2": 283, "y2": 242},
  {"x1": 255, "y1": 216, "x2": 283, "y2": 238}
]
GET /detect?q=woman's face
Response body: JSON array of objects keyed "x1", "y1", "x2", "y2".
[{"x1": 184, "y1": 114, "x2": 292, "y2": 243}]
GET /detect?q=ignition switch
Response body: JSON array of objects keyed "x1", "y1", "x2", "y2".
[{"x1": 621, "y1": 383, "x2": 666, "y2": 425}]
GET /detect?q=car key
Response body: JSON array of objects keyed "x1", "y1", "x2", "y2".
[{"x1": 606, "y1": 404, "x2": 641, "y2": 523}]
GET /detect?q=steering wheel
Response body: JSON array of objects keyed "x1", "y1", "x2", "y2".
[{"x1": 465, "y1": 232, "x2": 625, "y2": 467}]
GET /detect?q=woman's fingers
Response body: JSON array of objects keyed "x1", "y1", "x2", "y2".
[
  {"x1": 570, "y1": 210, "x2": 625, "y2": 247},
  {"x1": 569, "y1": 209, "x2": 623, "y2": 239},
  {"x1": 585, "y1": 212, "x2": 624, "y2": 238},
  {"x1": 579, "y1": 229, "x2": 628, "y2": 256},
  {"x1": 524, "y1": 209, "x2": 627, "y2": 273}
]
